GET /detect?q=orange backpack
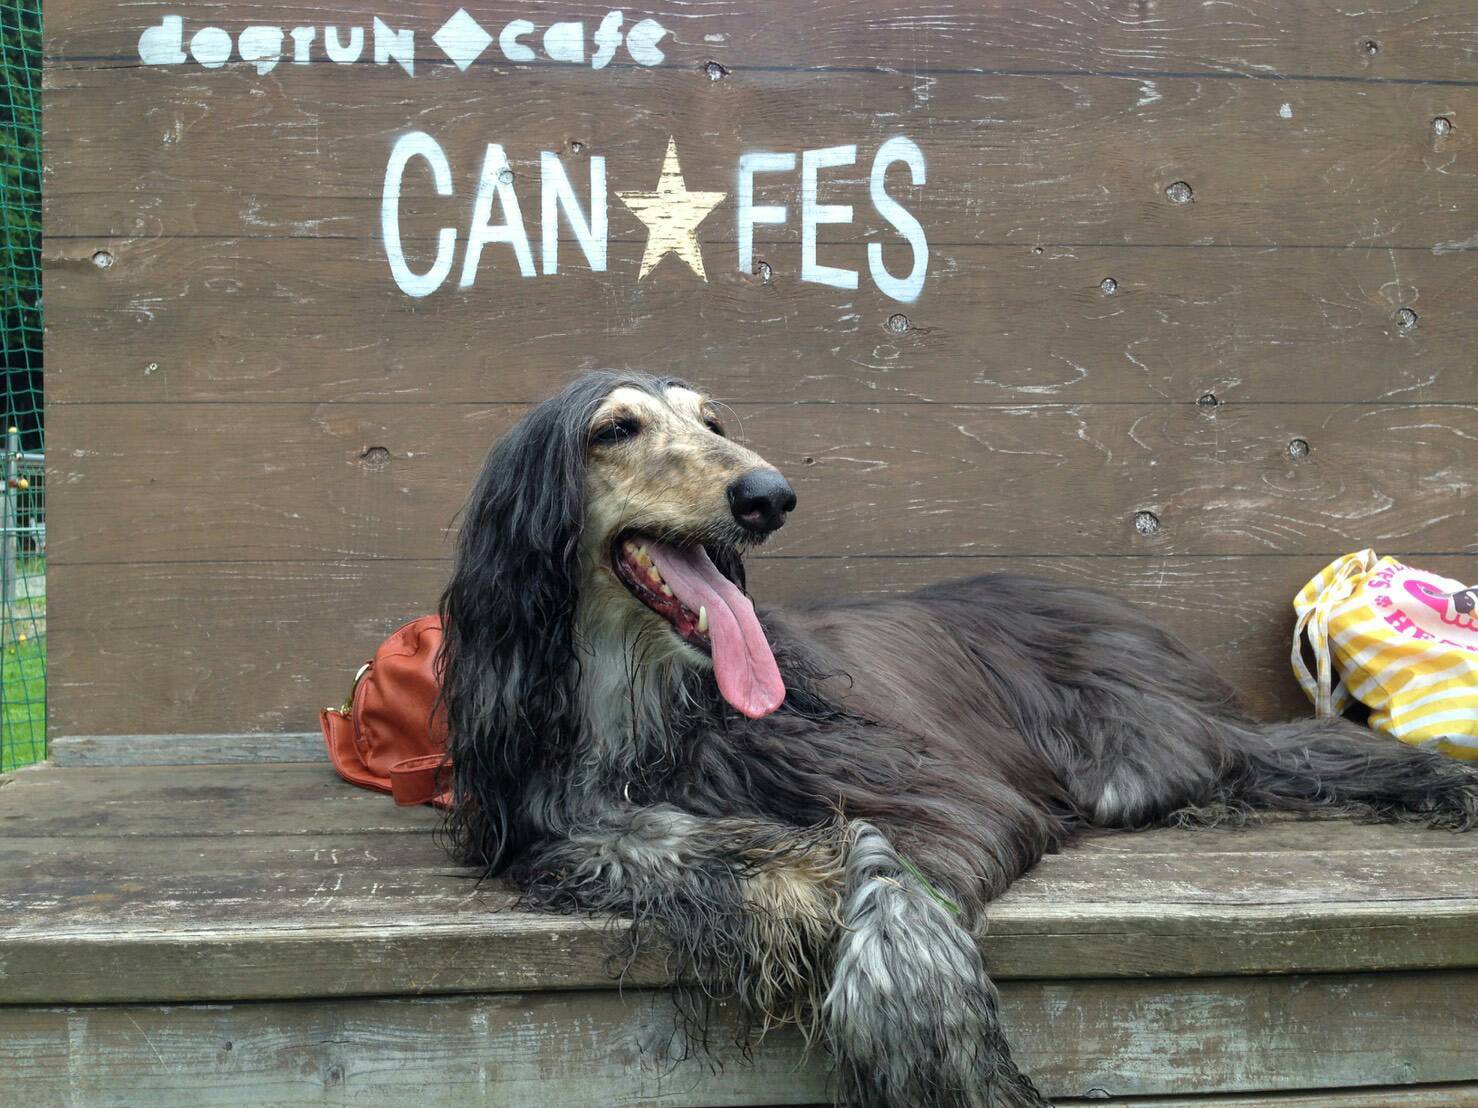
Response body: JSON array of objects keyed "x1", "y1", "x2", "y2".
[{"x1": 320, "y1": 616, "x2": 452, "y2": 806}]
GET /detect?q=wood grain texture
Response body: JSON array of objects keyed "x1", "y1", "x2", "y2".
[
  {"x1": 48, "y1": 731, "x2": 325, "y2": 766},
  {"x1": 4, "y1": 764, "x2": 1477, "y2": 1002},
  {"x1": 6, "y1": 974, "x2": 1478, "y2": 1103},
  {"x1": 43, "y1": 0, "x2": 1478, "y2": 738},
  {"x1": 48, "y1": 553, "x2": 1471, "y2": 734},
  {"x1": 46, "y1": 399, "x2": 1478, "y2": 564},
  {"x1": 42, "y1": 236, "x2": 1478, "y2": 406},
  {"x1": 41, "y1": 65, "x2": 1477, "y2": 246},
  {"x1": 44, "y1": 0, "x2": 1478, "y2": 83}
]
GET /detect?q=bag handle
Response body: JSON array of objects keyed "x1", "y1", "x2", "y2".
[{"x1": 1291, "y1": 550, "x2": 1377, "y2": 716}]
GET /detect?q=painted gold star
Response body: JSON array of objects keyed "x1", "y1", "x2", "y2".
[{"x1": 618, "y1": 138, "x2": 727, "y2": 282}]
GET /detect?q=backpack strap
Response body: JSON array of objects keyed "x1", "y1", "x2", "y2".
[{"x1": 390, "y1": 754, "x2": 453, "y2": 808}]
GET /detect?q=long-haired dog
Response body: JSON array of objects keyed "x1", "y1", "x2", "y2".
[{"x1": 438, "y1": 371, "x2": 1478, "y2": 1107}]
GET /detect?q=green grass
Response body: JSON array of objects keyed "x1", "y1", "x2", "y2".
[{"x1": 1, "y1": 631, "x2": 44, "y2": 770}]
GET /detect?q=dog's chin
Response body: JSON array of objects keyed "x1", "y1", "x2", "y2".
[{"x1": 608, "y1": 530, "x2": 746, "y2": 658}]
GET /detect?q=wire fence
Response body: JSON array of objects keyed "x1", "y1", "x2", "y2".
[{"x1": 1, "y1": 0, "x2": 43, "y2": 770}]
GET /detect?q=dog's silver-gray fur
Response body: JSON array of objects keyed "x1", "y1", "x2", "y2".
[{"x1": 438, "y1": 372, "x2": 1478, "y2": 1108}]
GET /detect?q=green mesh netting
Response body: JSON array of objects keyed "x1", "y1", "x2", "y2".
[{"x1": 1, "y1": 0, "x2": 43, "y2": 770}]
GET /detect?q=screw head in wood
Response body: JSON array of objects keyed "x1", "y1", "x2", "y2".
[{"x1": 1165, "y1": 181, "x2": 1193, "y2": 204}]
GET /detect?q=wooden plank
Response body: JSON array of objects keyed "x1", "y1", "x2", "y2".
[
  {"x1": 47, "y1": 553, "x2": 1478, "y2": 734},
  {"x1": 4, "y1": 765, "x2": 1477, "y2": 1000},
  {"x1": 40, "y1": 64, "x2": 1478, "y2": 246},
  {"x1": 45, "y1": 399, "x2": 1478, "y2": 564},
  {"x1": 45, "y1": 0, "x2": 1478, "y2": 83},
  {"x1": 0, "y1": 761, "x2": 437, "y2": 836},
  {"x1": 41, "y1": 236, "x2": 1478, "y2": 407},
  {"x1": 1055, "y1": 1089, "x2": 1478, "y2": 1108},
  {"x1": 7, "y1": 974, "x2": 1478, "y2": 1103},
  {"x1": 49, "y1": 731, "x2": 324, "y2": 766}
]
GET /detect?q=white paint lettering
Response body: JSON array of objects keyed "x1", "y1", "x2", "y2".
[
  {"x1": 541, "y1": 151, "x2": 608, "y2": 275},
  {"x1": 238, "y1": 25, "x2": 283, "y2": 74},
  {"x1": 736, "y1": 152, "x2": 795, "y2": 275},
  {"x1": 289, "y1": 26, "x2": 314, "y2": 63},
  {"x1": 498, "y1": 19, "x2": 536, "y2": 61},
  {"x1": 373, "y1": 17, "x2": 414, "y2": 76},
  {"x1": 625, "y1": 18, "x2": 667, "y2": 65},
  {"x1": 591, "y1": 11, "x2": 622, "y2": 69},
  {"x1": 543, "y1": 21, "x2": 584, "y2": 63},
  {"x1": 189, "y1": 26, "x2": 233, "y2": 68},
  {"x1": 382, "y1": 132, "x2": 457, "y2": 299},
  {"x1": 324, "y1": 25, "x2": 363, "y2": 64},
  {"x1": 461, "y1": 144, "x2": 536, "y2": 284},
  {"x1": 800, "y1": 144, "x2": 857, "y2": 289},
  {"x1": 868, "y1": 136, "x2": 928, "y2": 303},
  {"x1": 139, "y1": 15, "x2": 186, "y2": 64}
]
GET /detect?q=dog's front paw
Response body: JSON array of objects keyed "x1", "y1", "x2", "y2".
[{"x1": 823, "y1": 824, "x2": 1050, "y2": 1108}]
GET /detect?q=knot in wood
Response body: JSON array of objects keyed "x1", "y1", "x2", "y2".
[
  {"x1": 1396, "y1": 307, "x2": 1418, "y2": 331},
  {"x1": 885, "y1": 313, "x2": 911, "y2": 334},
  {"x1": 1134, "y1": 510, "x2": 1161, "y2": 535},
  {"x1": 1287, "y1": 438, "x2": 1310, "y2": 459},
  {"x1": 1165, "y1": 181, "x2": 1193, "y2": 204},
  {"x1": 703, "y1": 60, "x2": 729, "y2": 81},
  {"x1": 1099, "y1": 277, "x2": 1118, "y2": 295}
]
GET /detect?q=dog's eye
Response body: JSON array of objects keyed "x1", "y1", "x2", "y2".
[
  {"x1": 591, "y1": 418, "x2": 641, "y2": 446},
  {"x1": 704, "y1": 416, "x2": 726, "y2": 438}
]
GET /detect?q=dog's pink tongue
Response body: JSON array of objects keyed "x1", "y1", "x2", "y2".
[{"x1": 647, "y1": 542, "x2": 785, "y2": 719}]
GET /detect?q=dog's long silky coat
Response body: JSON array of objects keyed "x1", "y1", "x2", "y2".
[{"x1": 437, "y1": 372, "x2": 1478, "y2": 1108}]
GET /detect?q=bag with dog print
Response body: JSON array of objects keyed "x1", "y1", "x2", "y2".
[{"x1": 1293, "y1": 550, "x2": 1478, "y2": 761}]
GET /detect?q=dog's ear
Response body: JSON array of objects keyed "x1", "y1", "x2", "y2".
[{"x1": 437, "y1": 391, "x2": 591, "y2": 872}]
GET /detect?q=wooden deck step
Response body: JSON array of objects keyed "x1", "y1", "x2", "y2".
[{"x1": 4, "y1": 760, "x2": 1477, "y2": 1106}]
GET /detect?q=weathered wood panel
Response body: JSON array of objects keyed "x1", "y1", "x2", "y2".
[
  {"x1": 48, "y1": 731, "x2": 325, "y2": 766},
  {"x1": 5, "y1": 765, "x2": 1477, "y2": 1002},
  {"x1": 44, "y1": 0, "x2": 1478, "y2": 83},
  {"x1": 45, "y1": 399, "x2": 1478, "y2": 565},
  {"x1": 43, "y1": 236, "x2": 1478, "y2": 406},
  {"x1": 41, "y1": 66, "x2": 1477, "y2": 245},
  {"x1": 48, "y1": 553, "x2": 1466, "y2": 733},
  {"x1": 43, "y1": 0, "x2": 1478, "y2": 739},
  {"x1": 7, "y1": 974, "x2": 1478, "y2": 1103}
]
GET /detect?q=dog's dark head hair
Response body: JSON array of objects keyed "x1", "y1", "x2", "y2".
[{"x1": 438, "y1": 371, "x2": 794, "y2": 869}]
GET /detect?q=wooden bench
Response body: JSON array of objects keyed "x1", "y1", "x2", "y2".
[{"x1": 4, "y1": 759, "x2": 1477, "y2": 1106}]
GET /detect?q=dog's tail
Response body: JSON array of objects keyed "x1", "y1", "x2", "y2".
[
  {"x1": 1219, "y1": 715, "x2": 1478, "y2": 830},
  {"x1": 823, "y1": 823, "x2": 1050, "y2": 1108}
]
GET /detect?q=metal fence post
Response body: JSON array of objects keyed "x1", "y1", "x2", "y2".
[{"x1": 1, "y1": 426, "x2": 17, "y2": 616}]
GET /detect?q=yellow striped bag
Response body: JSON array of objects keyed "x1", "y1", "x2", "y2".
[{"x1": 1293, "y1": 550, "x2": 1478, "y2": 760}]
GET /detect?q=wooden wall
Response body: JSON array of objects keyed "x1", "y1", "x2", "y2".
[{"x1": 43, "y1": 1, "x2": 1476, "y2": 739}]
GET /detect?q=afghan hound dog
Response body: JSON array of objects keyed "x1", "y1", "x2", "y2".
[{"x1": 437, "y1": 370, "x2": 1478, "y2": 1108}]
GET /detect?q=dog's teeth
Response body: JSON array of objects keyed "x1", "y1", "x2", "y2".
[
  {"x1": 635, "y1": 550, "x2": 653, "y2": 567},
  {"x1": 623, "y1": 539, "x2": 637, "y2": 554},
  {"x1": 697, "y1": 606, "x2": 709, "y2": 634},
  {"x1": 660, "y1": 584, "x2": 673, "y2": 597},
  {"x1": 647, "y1": 566, "x2": 663, "y2": 585}
]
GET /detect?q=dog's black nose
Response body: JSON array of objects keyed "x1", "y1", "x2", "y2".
[{"x1": 728, "y1": 469, "x2": 796, "y2": 534}]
